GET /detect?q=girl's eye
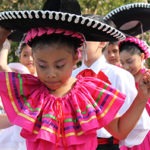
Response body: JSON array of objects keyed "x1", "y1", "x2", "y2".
[
  {"x1": 127, "y1": 59, "x2": 133, "y2": 64},
  {"x1": 23, "y1": 54, "x2": 27, "y2": 57},
  {"x1": 40, "y1": 66, "x2": 46, "y2": 69},
  {"x1": 37, "y1": 63, "x2": 47, "y2": 69},
  {"x1": 113, "y1": 50, "x2": 118, "y2": 53},
  {"x1": 39, "y1": 65, "x2": 47, "y2": 69},
  {"x1": 56, "y1": 64, "x2": 65, "y2": 69}
]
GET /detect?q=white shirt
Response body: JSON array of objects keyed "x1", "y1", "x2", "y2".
[
  {"x1": 0, "y1": 126, "x2": 26, "y2": 150},
  {"x1": 72, "y1": 56, "x2": 150, "y2": 147}
]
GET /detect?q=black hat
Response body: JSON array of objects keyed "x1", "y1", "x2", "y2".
[
  {"x1": 83, "y1": 14, "x2": 104, "y2": 22},
  {"x1": 103, "y1": 3, "x2": 150, "y2": 36},
  {"x1": 7, "y1": 30, "x2": 24, "y2": 42},
  {"x1": 0, "y1": 0, "x2": 125, "y2": 42}
]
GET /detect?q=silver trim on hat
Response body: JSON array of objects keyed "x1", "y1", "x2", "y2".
[
  {"x1": 0, "y1": 10, "x2": 125, "y2": 41},
  {"x1": 103, "y1": 3, "x2": 150, "y2": 21}
]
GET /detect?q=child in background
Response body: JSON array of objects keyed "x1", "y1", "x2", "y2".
[
  {"x1": 119, "y1": 36, "x2": 150, "y2": 150},
  {"x1": 0, "y1": 0, "x2": 150, "y2": 150},
  {"x1": 72, "y1": 14, "x2": 150, "y2": 150},
  {"x1": 72, "y1": 40, "x2": 150, "y2": 150},
  {"x1": 103, "y1": 41, "x2": 122, "y2": 67}
]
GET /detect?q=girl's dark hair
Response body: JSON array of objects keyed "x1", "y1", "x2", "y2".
[
  {"x1": 102, "y1": 41, "x2": 119, "y2": 53},
  {"x1": 31, "y1": 34, "x2": 81, "y2": 54},
  {"x1": 119, "y1": 41, "x2": 143, "y2": 56}
]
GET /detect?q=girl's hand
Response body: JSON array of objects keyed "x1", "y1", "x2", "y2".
[
  {"x1": 0, "y1": 26, "x2": 11, "y2": 47},
  {"x1": 138, "y1": 69, "x2": 150, "y2": 100},
  {"x1": 2, "y1": 39, "x2": 11, "y2": 51}
]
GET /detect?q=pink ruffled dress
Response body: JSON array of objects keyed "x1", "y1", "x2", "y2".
[
  {"x1": 121, "y1": 68, "x2": 150, "y2": 150},
  {"x1": 0, "y1": 72, "x2": 125, "y2": 150}
]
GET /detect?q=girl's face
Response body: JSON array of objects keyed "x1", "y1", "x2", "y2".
[
  {"x1": 105, "y1": 44, "x2": 120, "y2": 65},
  {"x1": 120, "y1": 50, "x2": 144, "y2": 76},
  {"x1": 19, "y1": 45, "x2": 36, "y2": 75},
  {"x1": 33, "y1": 44, "x2": 78, "y2": 90}
]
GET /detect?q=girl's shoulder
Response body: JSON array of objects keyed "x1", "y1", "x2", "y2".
[{"x1": 8, "y1": 62, "x2": 30, "y2": 74}]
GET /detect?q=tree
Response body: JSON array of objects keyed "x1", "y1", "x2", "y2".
[
  {"x1": 0, "y1": 0, "x2": 45, "y2": 11},
  {"x1": 79, "y1": 0, "x2": 148, "y2": 15}
]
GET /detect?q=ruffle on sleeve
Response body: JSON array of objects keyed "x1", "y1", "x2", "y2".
[{"x1": 0, "y1": 72, "x2": 125, "y2": 146}]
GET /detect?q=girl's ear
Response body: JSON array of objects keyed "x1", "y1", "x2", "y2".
[
  {"x1": 74, "y1": 51, "x2": 80, "y2": 64},
  {"x1": 72, "y1": 51, "x2": 80, "y2": 67},
  {"x1": 141, "y1": 53, "x2": 145, "y2": 60}
]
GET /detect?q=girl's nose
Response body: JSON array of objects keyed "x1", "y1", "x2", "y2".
[
  {"x1": 29, "y1": 56, "x2": 33, "y2": 61},
  {"x1": 47, "y1": 70, "x2": 56, "y2": 78},
  {"x1": 110, "y1": 53, "x2": 115, "y2": 57}
]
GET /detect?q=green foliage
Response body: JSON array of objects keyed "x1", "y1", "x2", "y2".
[
  {"x1": 0, "y1": 0, "x2": 47, "y2": 11},
  {"x1": 79, "y1": 0, "x2": 148, "y2": 15},
  {"x1": 8, "y1": 42, "x2": 19, "y2": 63},
  {"x1": 145, "y1": 58, "x2": 150, "y2": 69}
]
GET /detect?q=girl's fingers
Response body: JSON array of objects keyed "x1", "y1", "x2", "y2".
[{"x1": 143, "y1": 70, "x2": 150, "y2": 85}]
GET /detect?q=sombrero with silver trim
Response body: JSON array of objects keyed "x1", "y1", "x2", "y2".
[
  {"x1": 0, "y1": 0, "x2": 125, "y2": 42},
  {"x1": 103, "y1": 3, "x2": 150, "y2": 36},
  {"x1": 83, "y1": 14, "x2": 104, "y2": 23}
]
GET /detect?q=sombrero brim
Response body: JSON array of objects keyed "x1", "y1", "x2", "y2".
[
  {"x1": 103, "y1": 3, "x2": 150, "y2": 36},
  {"x1": 0, "y1": 10, "x2": 125, "y2": 41},
  {"x1": 7, "y1": 30, "x2": 24, "y2": 42}
]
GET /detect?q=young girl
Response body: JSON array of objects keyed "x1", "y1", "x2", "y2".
[
  {"x1": 0, "y1": 0, "x2": 150, "y2": 149},
  {"x1": 0, "y1": 39, "x2": 36, "y2": 150},
  {"x1": 119, "y1": 36, "x2": 150, "y2": 150}
]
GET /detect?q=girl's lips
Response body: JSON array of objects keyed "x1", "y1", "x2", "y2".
[
  {"x1": 45, "y1": 81, "x2": 61, "y2": 90},
  {"x1": 110, "y1": 58, "x2": 116, "y2": 62},
  {"x1": 45, "y1": 81, "x2": 60, "y2": 85},
  {"x1": 26, "y1": 63, "x2": 34, "y2": 66},
  {"x1": 46, "y1": 81, "x2": 58, "y2": 84}
]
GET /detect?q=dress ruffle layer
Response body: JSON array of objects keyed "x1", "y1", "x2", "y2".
[{"x1": 0, "y1": 72, "x2": 125, "y2": 149}]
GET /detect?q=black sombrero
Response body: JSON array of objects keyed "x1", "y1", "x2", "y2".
[
  {"x1": 0, "y1": 0, "x2": 125, "y2": 42},
  {"x1": 103, "y1": 3, "x2": 150, "y2": 36},
  {"x1": 83, "y1": 14, "x2": 104, "y2": 22},
  {"x1": 7, "y1": 30, "x2": 24, "y2": 42}
]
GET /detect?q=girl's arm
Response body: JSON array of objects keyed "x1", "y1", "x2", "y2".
[
  {"x1": 0, "y1": 27, "x2": 12, "y2": 72},
  {"x1": 105, "y1": 70, "x2": 150, "y2": 140},
  {"x1": 0, "y1": 114, "x2": 11, "y2": 129},
  {"x1": 0, "y1": 39, "x2": 13, "y2": 72}
]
